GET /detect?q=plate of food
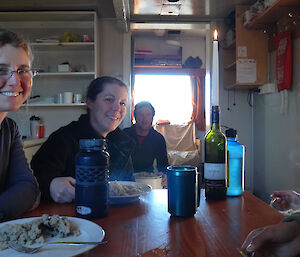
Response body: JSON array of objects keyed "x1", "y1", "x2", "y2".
[
  {"x1": 109, "y1": 181, "x2": 152, "y2": 205},
  {"x1": 0, "y1": 214, "x2": 105, "y2": 257}
]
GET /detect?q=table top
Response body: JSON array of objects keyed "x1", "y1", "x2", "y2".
[{"x1": 23, "y1": 189, "x2": 284, "y2": 257}]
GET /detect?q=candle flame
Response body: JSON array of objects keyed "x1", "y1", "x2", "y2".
[{"x1": 213, "y1": 30, "x2": 218, "y2": 41}]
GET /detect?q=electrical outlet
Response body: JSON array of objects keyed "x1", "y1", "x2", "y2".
[{"x1": 259, "y1": 83, "x2": 277, "y2": 94}]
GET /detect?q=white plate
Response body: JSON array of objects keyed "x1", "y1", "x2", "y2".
[
  {"x1": 109, "y1": 181, "x2": 152, "y2": 205},
  {"x1": 0, "y1": 217, "x2": 105, "y2": 257}
]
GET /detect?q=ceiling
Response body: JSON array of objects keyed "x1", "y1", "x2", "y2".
[{"x1": 0, "y1": 0, "x2": 256, "y2": 36}]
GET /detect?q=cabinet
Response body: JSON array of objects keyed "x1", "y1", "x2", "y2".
[
  {"x1": 223, "y1": 5, "x2": 268, "y2": 89},
  {"x1": 244, "y1": 0, "x2": 300, "y2": 50},
  {"x1": 0, "y1": 11, "x2": 97, "y2": 106},
  {"x1": 244, "y1": 0, "x2": 300, "y2": 30},
  {"x1": 1, "y1": 11, "x2": 98, "y2": 137}
]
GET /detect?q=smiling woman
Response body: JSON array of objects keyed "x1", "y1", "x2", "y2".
[
  {"x1": 31, "y1": 76, "x2": 136, "y2": 203},
  {"x1": 0, "y1": 29, "x2": 40, "y2": 221}
]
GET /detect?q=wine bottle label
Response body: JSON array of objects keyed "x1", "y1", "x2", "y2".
[{"x1": 204, "y1": 163, "x2": 226, "y2": 180}]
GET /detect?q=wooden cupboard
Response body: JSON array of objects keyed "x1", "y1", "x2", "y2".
[{"x1": 223, "y1": 5, "x2": 268, "y2": 89}]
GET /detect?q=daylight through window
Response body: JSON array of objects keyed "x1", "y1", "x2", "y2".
[{"x1": 133, "y1": 74, "x2": 193, "y2": 124}]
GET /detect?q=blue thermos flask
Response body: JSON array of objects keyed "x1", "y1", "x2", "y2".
[
  {"x1": 225, "y1": 128, "x2": 245, "y2": 196},
  {"x1": 75, "y1": 139, "x2": 109, "y2": 219},
  {"x1": 167, "y1": 165, "x2": 199, "y2": 217}
]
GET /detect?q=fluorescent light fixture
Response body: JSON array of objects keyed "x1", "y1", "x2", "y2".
[
  {"x1": 131, "y1": 23, "x2": 206, "y2": 31},
  {"x1": 161, "y1": 5, "x2": 180, "y2": 16},
  {"x1": 163, "y1": 0, "x2": 182, "y2": 4}
]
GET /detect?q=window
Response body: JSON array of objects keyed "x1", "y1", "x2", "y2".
[{"x1": 133, "y1": 74, "x2": 193, "y2": 124}]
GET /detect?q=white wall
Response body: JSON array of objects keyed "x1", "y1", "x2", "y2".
[
  {"x1": 98, "y1": 18, "x2": 124, "y2": 78},
  {"x1": 97, "y1": 18, "x2": 132, "y2": 129},
  {"x1": 253, "y1": 37, "x2": 300, "y2": 202}
]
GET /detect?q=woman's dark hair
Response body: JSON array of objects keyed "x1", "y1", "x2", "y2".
[
  {"x1": 0, "y1": 29, "x2": 33, "y2": 61},
  {"x1": 86, "y1": 76, "x2": 127, "y2": 101},
  {"x1": 134, "y1": 101, "x2": 155, "y2": 118}
]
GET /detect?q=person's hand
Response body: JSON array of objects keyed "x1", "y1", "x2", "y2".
[
  {"x1": 271, "y1": 190, "x2": 300, "y2": 210},
  {"x1": 49, "y1": 177, "x2": 75, "y2": 203},
  {"x1": 241, "y1": 221, "x2": 300, "y2": 257}
]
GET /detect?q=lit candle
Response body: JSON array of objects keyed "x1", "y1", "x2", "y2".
[{"x1": 211, "y1": 29, "x2": 219, "y2": 106}]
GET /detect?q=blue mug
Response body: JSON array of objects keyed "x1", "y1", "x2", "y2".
[{"x1": 167, "y1": 165, "x2": 199, "y2": 217}]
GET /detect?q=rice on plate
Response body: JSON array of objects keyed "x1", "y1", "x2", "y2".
[{"x1": 0, "y1": 214, "x2": 80, "y2": 250}]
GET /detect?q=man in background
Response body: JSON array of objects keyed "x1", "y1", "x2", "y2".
[{"x1": 124, "y1": 101, "x2": 169, "y2": 175}]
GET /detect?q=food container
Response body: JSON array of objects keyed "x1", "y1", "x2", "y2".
[{"x1": 133, "y1": 172, "x2": 162, "y2": 189}]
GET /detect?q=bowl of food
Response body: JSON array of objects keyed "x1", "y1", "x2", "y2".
[
  {"x1": 133, "y1": 172, "x2": 162, "y2": 189},
  {"x1": 109, "y1": 181, "x2": 151, "y2": 205}
]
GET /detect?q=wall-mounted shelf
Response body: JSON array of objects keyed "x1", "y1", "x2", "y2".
[
  {"x1": 223, "y1": 5, "x2": 268, "y2": 89},
  {"x1": 21, "y1": 103, "x2": 86, "y2": 107},
  {"x1": 244, "y1": 0, "x2": 300, "y2": 30},
  {"x1": 3, "y1": 11, "x2": 97, "y2": 137},
  {"x1": 134, "y1": 47, "x2": 182, "y2": 67},
  {"x1": 31, "y1": 42, "x2": 94, "y2": 51},
  {"x1": 36, "y1": 72, "x2": 95, "y2": 77}
]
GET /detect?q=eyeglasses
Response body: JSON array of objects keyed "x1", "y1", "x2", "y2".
[{"x1": 0, "y1": 68, "x2": 37, "y2": 81}]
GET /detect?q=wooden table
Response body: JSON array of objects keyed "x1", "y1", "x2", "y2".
[{"x1": 23, "y1": 189, "x2": 284, "y2": 257}]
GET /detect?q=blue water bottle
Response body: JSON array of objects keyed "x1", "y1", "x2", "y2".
[
  {"x1": 75, "y1": 139, "x2": 109, "y2": 219},
  {"x1": 225, "y1": 128, "x2": 245, "y2": 196}
]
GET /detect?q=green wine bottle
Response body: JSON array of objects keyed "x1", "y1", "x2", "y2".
[{"x1": 204, "y1": 105, "x2": 227, "y2": 200}]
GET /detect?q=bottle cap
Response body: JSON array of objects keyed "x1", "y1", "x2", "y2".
[
  {"x1": 225, "y1": 128, "x2": 237, "y2": 137},
  {"x1": 79, "y1": 139, "x2": 106, "y2": 149},
  {"x1": 30, "y1": 115, "x2": 40, "y2": 121},
  {"x1": 212, "y1": 105, "x2": 220, "y2": 113}
]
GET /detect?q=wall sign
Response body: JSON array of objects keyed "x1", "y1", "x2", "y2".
[
  {"x1": 237, "y1": 59, "x2": 257, "y2": 83},
  {"x1": 273, "y1": 31, "x2": 292, "y2": 92}
]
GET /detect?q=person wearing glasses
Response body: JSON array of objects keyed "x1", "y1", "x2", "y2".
[
  {"x1": 31, "y1": 76, "x2": 135, "y2": 203},
  {"x1": 0, "y1": 29, "x2": 40, "y2": 221}
]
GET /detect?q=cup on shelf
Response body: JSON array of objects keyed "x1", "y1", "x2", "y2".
[
  {"x1": 63, "y1": 92, "x2": 73, "y2": 104},
  {"x1": 56, "y1": 93, "x2": 64, "y2": 104},
  {"x1": 74, "y1": 94, "x2": 82, "y2": 104}
]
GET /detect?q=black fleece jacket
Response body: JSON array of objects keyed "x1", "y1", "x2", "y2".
[
  {"x1": 31, "y1": 114, "x2": 135, "y2": 201},
  {"x1": 123, "y1": 125, "x2": 169, "y2": 173}
]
